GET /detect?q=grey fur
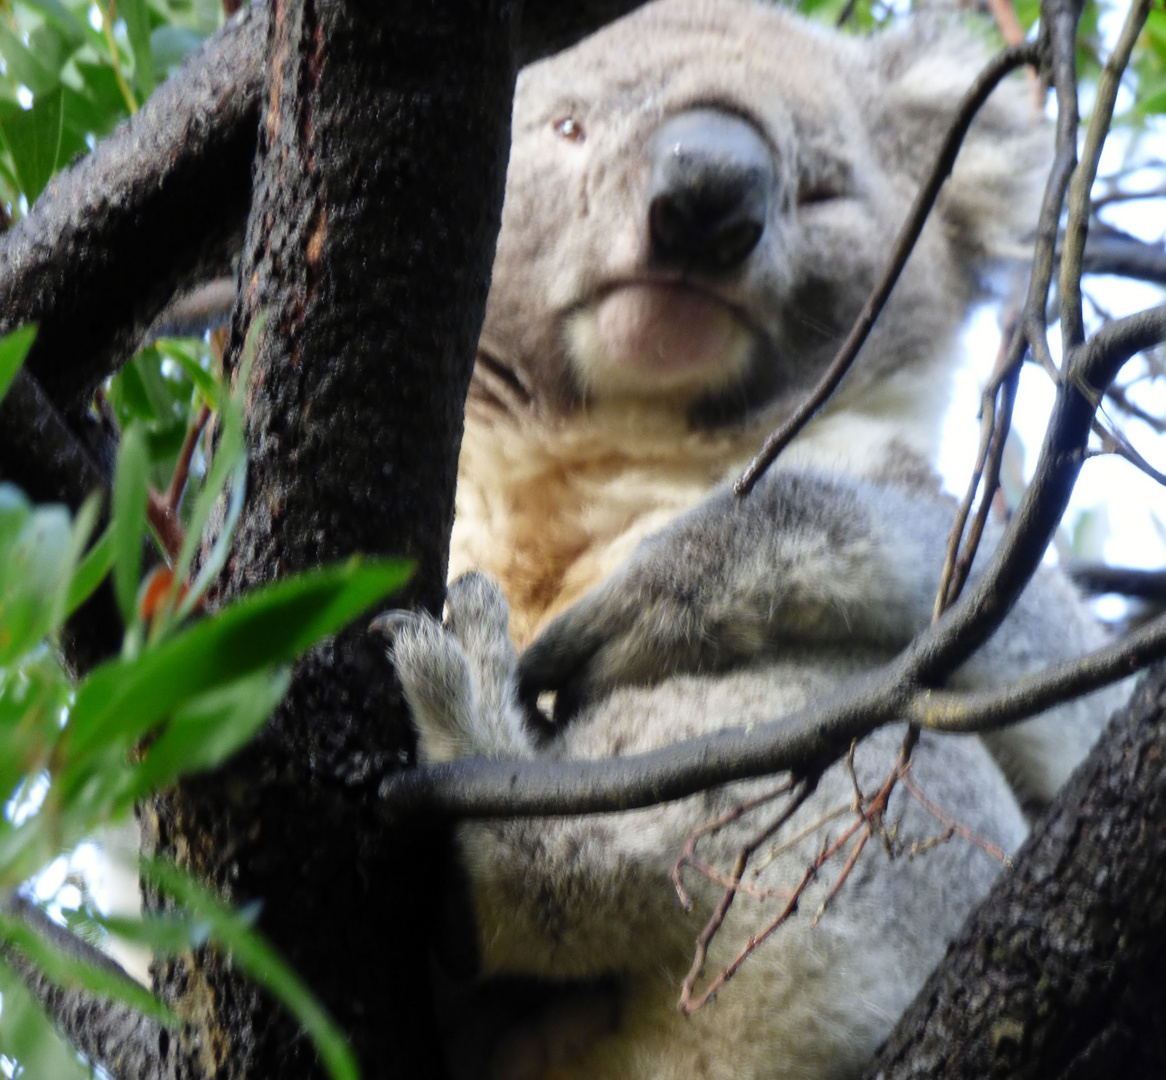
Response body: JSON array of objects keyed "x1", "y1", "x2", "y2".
[{"x1": 387, "y1": 2, "x2": 1124, "y2": 1076}]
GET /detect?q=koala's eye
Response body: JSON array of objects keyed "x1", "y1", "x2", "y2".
[{"x1": 554, "y1": 116, "x2": 586, "y2": 143}]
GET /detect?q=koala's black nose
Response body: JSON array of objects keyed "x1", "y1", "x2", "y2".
[{"x1": 647, "y1": 108, "x2": 773, "y2": 275}]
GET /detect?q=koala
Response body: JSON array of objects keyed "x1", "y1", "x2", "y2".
[{"x1": 381, "y1": 1, "x2": 1126, "y2": 1077}]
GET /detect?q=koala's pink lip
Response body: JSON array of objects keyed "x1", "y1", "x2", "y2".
[{"x1": 582, "y1": 280, "x2": 753, "y2": 381}]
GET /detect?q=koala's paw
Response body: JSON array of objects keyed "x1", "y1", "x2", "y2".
[
  {"x1": 372, "y1": 608, "x2": 478, "y2": 764},
  {"x1": 516, "y1": 571, "x2": 701, "y2": 721},
  {"x1": 372, "y1": 573, "x2": 529, "y2": 763}
]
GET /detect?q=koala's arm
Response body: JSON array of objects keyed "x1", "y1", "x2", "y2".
[
  {"x1": 516, "y1": 468, "x2": 952, "y2": 713},
  {"x1": 516, "y1": 466, "x2": 1119, "y2": 803}
]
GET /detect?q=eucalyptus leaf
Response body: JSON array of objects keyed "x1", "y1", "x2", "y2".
[
  {"x1": 0, "y1": 906, "x2": 176, "y2": 1025},
  {"x1": 119, "y1": 0, "x2": 155, "y2": 98},
  {"x1": 122, "y1": 668, "x2": 291, "y2": 804},
  {"x1": 0, "y1": 84, "x2": 65, "y2": 201},
  {"x1": 0, "y1": 963, "x2": 93, "y2": 1080},
  {"x1": 66, "y1": 557, "x2": 411, "y2": 761},
  {"x1": 0, "y1": 485, "x2": 76, "y2": 663},
  {"x1": 112, "y1": 424, "x2": 150, "y2": 631},
  {"x1": 0, "y1": 323, "x2": 37, "y2": 403}
]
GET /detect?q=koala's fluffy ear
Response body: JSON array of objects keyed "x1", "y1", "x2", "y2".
[{"x1": 863, "y1": 19, "x2": 1049, "y2": 262}]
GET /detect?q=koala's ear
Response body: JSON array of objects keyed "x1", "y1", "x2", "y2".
[{"x1": 863, "y1": 19, "x2": 1049, "y2": 262}]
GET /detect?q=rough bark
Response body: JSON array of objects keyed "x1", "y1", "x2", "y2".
[
  {"x1": 139, "y1": 0, "x2": 519, "y2": 1077},
  {"x1": 863, "y1": 663, "x2": 1166, "y2": 1080}
]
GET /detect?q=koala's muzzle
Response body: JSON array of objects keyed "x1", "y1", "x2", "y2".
[{"x1": 647, "y1": 109, "x2": 773, "y2": 275}]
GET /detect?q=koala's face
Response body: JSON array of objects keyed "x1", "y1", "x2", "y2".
[{"x1": 475, "y1": 0, "x2": 1040, "y2": 429}]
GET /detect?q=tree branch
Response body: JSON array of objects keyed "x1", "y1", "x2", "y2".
[
  {"x1": 1067, "y1": 560, "x2": 1166, "y2": 602},
  {"x1": 861, "y1": 659, "x2": 1166, "y2": 1079},
  {"x1": 0, "y1": 895, "x2": 169, "y2": 1080},
  {"x1": 0, "y1": 2, "x2": 266, "y2": 413},
  {"x1": 1079, "y1": 225, "x2": 1166, "y2": 286}
]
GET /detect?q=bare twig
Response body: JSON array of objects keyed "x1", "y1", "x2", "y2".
[
  {"x1": 677, "y1": 778, "x2": 818, "y2": 1013},
  {"x1": 101, "y1": 0, "x2": 138, "y2": 115},
  {"x1": 900, "y1": 771, "x2": 1012, "y2": 865},
  {"x1": 671, "y1": 780, "x2": 796, "y2": 911},
  {"x1": 1067, "y1": 561, "x2": 1166, "y2": 602},
  {"x1": 1104, "y1": 382, "x2": 1166, "y2": 432},
  {"x1": 1060, "y1": 0, "x2": 1152, "y2": 352},
  {"x1": 1079, "y1": 227, "x2": 1166, "y2": 286},
  {"x1": 145, "y1": 402, "x2": 212, "y2": 565},
  {"x1": 734, "y1": 41, "x2": 1040, "y2": 496},
  {"x1": 936, "y1": 335, "x2": 1022, "y2": 618},
  {"x1": 1092, "y1": 182, "x2": 1166, "y2": 209}
]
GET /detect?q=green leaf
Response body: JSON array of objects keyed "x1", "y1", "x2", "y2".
[
  {"x1": 112, "y1": 424, "x2": 150, "y2": 630},
  {"x1": 157, "y1": 340, "x2": 223, "y2": 409},
  {"x1": 73, "y1": 59, "x2": 132, "y2": 134},
  {"x1": 64, "y1": 502, "x2": 113, "y2": 617},
  {"x1": 0, "y1": 485, "x2": 75, "y2": 663},
  {"x1": 0, "y1": 323, "x2": 37, "y2": 403},
  {"x1": 92, "y1": 910, "x2": 202, "y2": 954},
  {"x1": 144, "y1": 860, "x2": 359, "y2": 1080},
  {"x1": 119, "y1": 0, "x2": 156, "y2": 98},
  {"x1": 0, "y1": 20, "x2": 62, "y2": 95},
  {"x1": 66, "y1": 557, "x2": 411, "y2": 761},
  {"x1": 0, "y1": 85, "x2": 65, "y2": 202},
  {"x1": 123, "y1": 668, "x2": 291, "y2": 803},
  {"x1": 150, "y1": 24, "x2": 205, "y2": 78},
  {"x1": 21, "y1": 0, "x2": 90, "y2": 50}
]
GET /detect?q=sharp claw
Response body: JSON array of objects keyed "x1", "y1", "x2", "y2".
[{"x1": 369, "y1": 610, "x2": 422, "y2": 642}]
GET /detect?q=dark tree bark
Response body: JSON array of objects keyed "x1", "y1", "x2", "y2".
[
  {"x1": 138, "y1": 0, "x2": 519, "y2": 1077},
  {"x1": 863, "y1": 663, "x2": 1166, "y2": 1080}
]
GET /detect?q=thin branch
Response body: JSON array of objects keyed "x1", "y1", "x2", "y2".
[
  {"x1": 0, "y1": 894, "x2": 168, "y2": 1080},
  {"x1": 1059, "y1": 0, "x2": 1152, "y2": 351},
  {"x1": 101, "y1": 0, "x2": 139, "y2": 115},
  {"x1": 1089, "y1": 416, "x2": 1166, "y2": 486},
  {"x1": 908, "y1": 607, "x2": 1166, "y2": 733},
  {"x1": 900, "y1": 771, "x2": 1012, "y2": 865},
  {"x1": 1079, "y1": 227, "x2": 1166, "y2": 286},
  {"x1": 1104, "y1": 382, "x2": 1166, "y2": 432},
  {"x1": 1067, "y1": 561, "x2": 1166, "y2": 602},
  {"x1": 936, "y1": 350, "x2": 1021, "y2": 617},
  {"x1": 1092, "y1": 182, "x2": 1166, "y2": 209},
  {"x1": 734, "y1": 41, "x2": 1041, "y2": 496},
  {"x1": 677, "y1": 780, "x2": 817, "y2": 1012}
]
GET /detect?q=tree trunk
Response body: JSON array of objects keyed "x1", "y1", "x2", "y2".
[{"x1": 139, "y1": 0, "x2": 519, "y2": 1076}]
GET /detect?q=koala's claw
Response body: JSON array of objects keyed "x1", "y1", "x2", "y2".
[{"x1": 369, "y1": 609, "x2": 425, "y2": 645}]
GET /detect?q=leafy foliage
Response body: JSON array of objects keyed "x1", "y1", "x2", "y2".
[{"x1": 0, "y1": 323, "x2": 407, "y2": 1079}]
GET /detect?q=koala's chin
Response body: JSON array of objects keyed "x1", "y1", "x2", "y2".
[{"x1": 565, "y1": 283, "x2": 757, "y2": 402}]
